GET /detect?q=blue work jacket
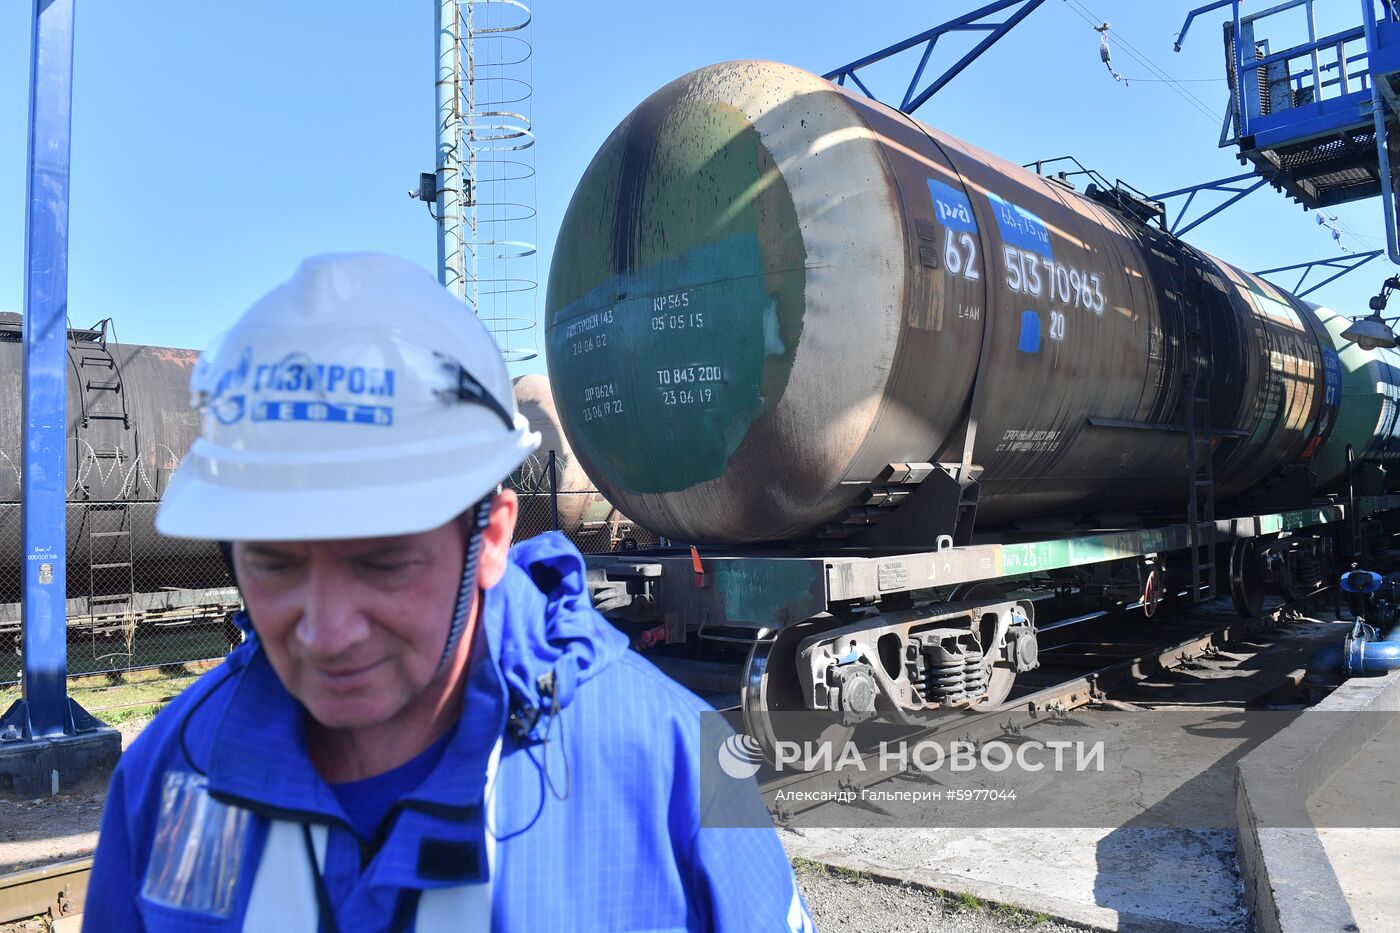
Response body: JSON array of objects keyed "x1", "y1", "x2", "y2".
[{"x1": 84, "y1": 533, "x2": 814, "y2": 931}]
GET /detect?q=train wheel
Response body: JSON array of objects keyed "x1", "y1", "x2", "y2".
[
  {"x1": 1230, "y1": 539, "x2": 1268, "y2": 618},
  {"x1": 741, "y1": 616, "x2": 854, "y2": 769},
  {"x1": 950, "y1": 582, "x2": 1017, "y2": 709},
  {"x1": 1142, "y1": 567, "x2": 1165, "y2": 618}
]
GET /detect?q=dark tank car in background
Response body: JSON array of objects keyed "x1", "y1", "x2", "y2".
[{"x1": 0, "y1": 314, "x2": 231, "y2": 669}]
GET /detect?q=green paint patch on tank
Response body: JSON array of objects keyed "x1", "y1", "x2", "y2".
[
  {"x1": 1310, "y1": 306, "x2": 1395, "y2": 489},
  {"x1": 708, "y1": 559, "x2": 826, "y2": 627},
  {"x1": 544, "y1": 76, "x2": 806, "y2": 494}
]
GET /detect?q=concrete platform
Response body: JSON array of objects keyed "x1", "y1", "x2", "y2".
[
  {"x1": 774, "y1": 702, "x2": 1261, "y2": 931},
  {"x1": 1235, "y1": 668, "x2": 1400, "y2": 933},
  {"x1": 774, "y1": 613, "x2": 1380, "y2": 931},
  {"x1": 1310, "y1": 694, "x2": 1400, "y2": 932},
  {"x1": 782, "y1": 826, "x2": 1241, "y2": 932}
]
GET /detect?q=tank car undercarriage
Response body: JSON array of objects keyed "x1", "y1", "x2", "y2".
[
  {"x1": 586, "y1": 497, "x2": 1400, "y2": 761},
  {"x1": 738, "y1": 594, "x2": 1039, "y2": 760}
]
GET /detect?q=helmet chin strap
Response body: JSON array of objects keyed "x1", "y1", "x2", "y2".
[{"x1": 438, "y1": 497, "x2": 495, "y2": 675}]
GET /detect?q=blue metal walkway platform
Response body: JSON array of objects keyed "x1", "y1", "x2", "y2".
[{"x1": 1208, "y1": 1, "x2": 1400, "y2": 208}]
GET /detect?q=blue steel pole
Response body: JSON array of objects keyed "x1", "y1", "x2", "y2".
[
  {"x1": 1362, "y1": 0, "x2": 1400, "y2": 265},
  {"x1": 21, "y1": 0, "x2": 76, "y2": 740}
]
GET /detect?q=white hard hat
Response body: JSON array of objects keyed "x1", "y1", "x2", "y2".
[{"x1": 156, "y1": 253, "x2": 541, "y2": 541}]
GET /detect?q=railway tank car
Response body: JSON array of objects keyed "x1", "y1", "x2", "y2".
[
  {"x1": 543, "y1": 60, "x2": 1400, "y2": 750},
  {"x1": 0, "y1": 314, "x2": 226, "y2": 652},
  {"x1": 1309, "y1": 306, "x2": 1400, "y2": 493},
  {"x1": 544, "y1": 59, "x2": 1390, "y2": 545},
  {"x1": 511, "y1": 374, "x2": 646, "y2": 550}
]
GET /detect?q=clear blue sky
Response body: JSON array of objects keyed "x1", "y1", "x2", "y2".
[{"x1": 1, "y1": 1, "x2": 1390, "y2": 379}]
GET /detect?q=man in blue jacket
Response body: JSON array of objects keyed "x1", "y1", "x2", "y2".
[{"x1": 84, "y1": 253, "x2": 815, "y2": 931}]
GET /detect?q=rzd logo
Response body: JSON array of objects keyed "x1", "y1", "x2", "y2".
[{"x1": 936, "y1": 199, "x2": 972, "y2": 226}]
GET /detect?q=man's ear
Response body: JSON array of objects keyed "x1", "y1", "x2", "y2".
[{"x1": 476, "y1": 488, "x2": 518, "y2": 589}]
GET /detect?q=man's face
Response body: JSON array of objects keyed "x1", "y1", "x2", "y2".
[{"x1": 232, "y1": 520, "x2": 469, "y2": 730}]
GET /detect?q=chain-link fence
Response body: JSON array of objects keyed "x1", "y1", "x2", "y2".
[
  {"x1": 0, "y1": 500, "x2": 239, "y2": 688},
  {"x1": 0, "y1": 449, "x2": 656, "y2": 688},
  {"x1": 510, "y1": 448, "x2": 660, "y2": 553}
]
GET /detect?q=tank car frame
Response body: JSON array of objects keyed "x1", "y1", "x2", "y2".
[{"x1": 587, "y1": 495, "x2": 1400, "y2": 757}]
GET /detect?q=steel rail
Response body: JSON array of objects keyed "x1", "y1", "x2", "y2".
[
  {"x1": 0, "y1": 591, "x2": 1342, "y2": 921},
  {"x1": 757, "y1": 596, "x2": 1314, "y2": 815},
  {"x1": 0, "y1": 856, "x2": 90, "y2": 925}
]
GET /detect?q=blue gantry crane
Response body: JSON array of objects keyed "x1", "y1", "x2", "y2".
[
  {"x1": 823, "y1": 0, "x2": 1047, "y2": 115},
  {"x1": 1177, "y1": 0, "x2": 1400, "y2": 266}
]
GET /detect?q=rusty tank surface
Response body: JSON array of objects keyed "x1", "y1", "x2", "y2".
[
  {"x1": 511, "y1": 374, "x2": 636, "y2": 547},
  {"x1": 544, "y1": 60, "x2": 1336, "y2": 545}
]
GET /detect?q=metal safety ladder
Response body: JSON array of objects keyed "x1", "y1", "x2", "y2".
[
  {"x1": 72, "y1": 319, "x2": 130, "y2": 430},
  {"x1": 71, "y1": 319, "x2": 138, "y2": 655},
  {"x1": 86, "y1": 501, "x2": 135, "y2": 658},
  {"x1": 1184, "y1": 327, "x2": 1217, "y2": 603}
]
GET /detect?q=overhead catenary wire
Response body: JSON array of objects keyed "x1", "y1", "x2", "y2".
[
  {"x1": 1316, "y1": 212, "x2": 1385, "y2": 251},
  {"x1": 1118, "y1": 77, "x2": 1227, "y2": 83},
  {"x1": 1095, "y1": 22, "x2": 1127, "y2": 84},
  {"x1": 1066, "y1": 3, "x2": 1387, "y2": 253},
  {"x1": 1332, "y1": 215, "x2": 1383, "y2": 244},
  {"x1": 1061, "y1": 0, "x2": 1222, "y2": 127},
  {"x1": 1082, "y1": 4, "x2": 1223, "y2": 119},
  {"x1": 1069, "y1": 3, "x2": 1219, "y2": 123},
  {"x1": 1317, "y1": 212, "x2": 1353, "y2": 252}
]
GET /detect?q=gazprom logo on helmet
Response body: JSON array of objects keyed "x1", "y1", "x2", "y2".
[
  {"x1": 252, "y1": 358, "x2": 396, "y2": 398},
  {"x1": 206, "y1": 347, "x2": 252, "y2": 426},
  {"x1": 207, "y1": 348, "x2": 397, "y2": 427}
]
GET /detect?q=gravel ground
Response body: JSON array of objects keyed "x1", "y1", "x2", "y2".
[
  {"x1": 0, "y1": 717, "x2": 149, "y2": 876},
  {"x1": 794, "y1": 859, "x2": 1085, "y2": 933},
  {"x1": 0, "y1": 859, "x2": 1086, "y2": 933}
]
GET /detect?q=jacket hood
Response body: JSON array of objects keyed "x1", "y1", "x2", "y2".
[
  {"x1": 200, "y1": 532, "x2": 629, "y2": 812},
  {"x1": 481, "y1": 531, "x2": 631, "y2": 737}
]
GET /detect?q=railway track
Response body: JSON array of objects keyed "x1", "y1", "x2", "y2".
[
  {"x1": 0, "y1": 857, "x2": 89, "y2": 928},
  {"x1": 0, "y1": 590, "x2": 1348, "y2": 926},
  {"x1": 753, "y1": 592, "x2": 1327, "y2": 818}
]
